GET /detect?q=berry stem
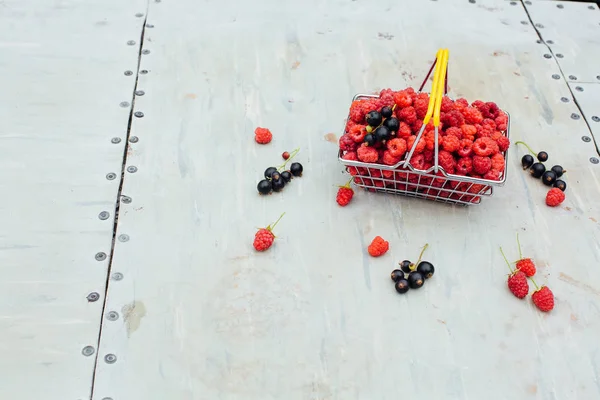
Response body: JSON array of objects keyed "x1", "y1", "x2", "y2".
[
  {"x1": 339, "y1": 176, "x2": 353, "y2": 188},
  {"x1": 278, "y1": 148, "x2": 300, "y2": 171},
  {"x1": 500, "y1": 247, "x2": 515, "y2": 274},
  {"x1": 516, "y1": 232, "x2": 523, "y2": 260},
  {"x1": 529, "y1": 276, "x2": 540, "y2": 290},
  {"x1": 268, "y1": 212, "x2": 286, "y2": 231},
  {"x1": 515, "y1": 141, "x2": 536, "y2": 156},
  {"x1": 415, "y1": 243, "x2": 429, "y2": 266}
]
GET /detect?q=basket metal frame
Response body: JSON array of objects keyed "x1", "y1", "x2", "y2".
[{"x1": 338, "y1": 94, "x2": 511, "y2": 206}]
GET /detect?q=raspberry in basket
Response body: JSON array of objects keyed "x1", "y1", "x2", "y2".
[
  {"x1": 393, "y1": 90, "x2": 413, "y2": 108},
  {"x1": 368, "y1": 236, "x2": 389, "y2": 257},
  {"x1": 398, "y1": 106, "x2": 417, "y2": 125},
  {"x1": 445, "y1": 127, "x2": 462, "y2": 139},
  {"x1": 349, "y1": 124, "x2": 367, "y2": 143},
  {"x1": 410, "y1": 153, "x2": 426, "y2": 170},
  {"x1": 484, "y1": 169, "x2": 501, "y2": 181},
  {"x1": 438, "y1": 150, "x2": 456, "y2": 173},
  {"x1": 457, "y1": 139, "x2": 473, "y2": 157},
  {"x1": 407, "y1": 136, "x2": 426, "y2": 154},
  {"x1": 473, "y1": 137, "x2": 499, "y2": 157},
  {"x1": 339, "y1": 134, "x2": 358, "y2": 152},
  {"x1": 397, "y1": 122, "x2": 412, "y2": 139},
  {"x1": 473, "y1": 156, "x2": 492, "y2": 175},
  {"x1": 357, "y1": 145, "x2": 378, "y2": 163},
  {"x1": 441, "y1": 110, "x2": 464, "y2": 128},
  {"x1": 386, "y1": 138, "x2": 407, "y2": 158},
  {"x1": 491, "y1": 153, "x2": 505, "y2": 172},
  {"x1": 440, "y1": 96, "x2": 455, "y2": 113},
  {"x1": 461, "y1": 124, "x2": 477, "y2": 141},
  {"x1": 442, "y1": 134, "x2": 460, "y2": 152},
  {"x1": 462, "y1": 106, "x2": 483, "y2": 124},
  {"x1": 454, "y1": 98, "x2": 469, "y2": 111},
  {"x1": 382, "y1": 150, "x2": 402, "y2": 166},
  {"x1": 496, "y1": 136, "x2": 510, "y2": 152},
  {"x1": 456, "y1": 157, "x2": 473, "y2": 175}
]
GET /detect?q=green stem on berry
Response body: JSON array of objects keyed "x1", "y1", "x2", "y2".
[
  {"x1": 392, "y1": 104, "x2": 397, "y2": 111},
  {"x1": 267, "y1": 212, "x2": 286, "y2": 231},
  {"x1": 515, "y1": 141, "x2": 536, "y2": 156},
  {"x1": 529, "y1": 276, "x2": 540, "y2": 290},
  {"x1": 415, "y1": 243, "x2": 429, "y2": 266},
  {"x1": 278, "y1": 148, "x2": 300, "y2": 171},
  {"x1": 516, "y1": 232, "x2": 523, "y2": 260},
  {"x1": 500, "y1": 247, "x2": 515, "y2": 274}
]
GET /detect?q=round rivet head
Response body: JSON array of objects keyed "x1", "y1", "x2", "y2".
[
  {"x1": 142, "y1": 49, "x2": 150, "y2": 55},
  {"x1": 82, "y1": 346, "x2": 95, "y2": 357},
  {"x1": 591, "y1": 157, "x2": 599, "y2": 164},
  {"x1": 118, "y1": 234, "x2": 130, "y2": 242},
  {"x1": 552, "y1": 74, "x2": 560, "y2": 79},
  {"x1": 129, "y1": 136, "x2": 139, "y2": 143},
  {"x1": 582, "y1": 136, "x2": 591, "y2": 142},
  {"x1": 469, "y1": 0, "x2": 475, "y2": 3},
  {"x1": 124, "y1": 70, "x2": 133, "y2": 76},
  {"x1": 576, "y1": 86, "x2": 583, "y2": 92},
  {"x1": 535, "y1": 23, "x2": 543, "y2": 28},
  {"x1": 561, "y1": 97, "x2": 569, "y2": 103},
  {"x1": 589, "y1": 5, "x2": 595, "y2": 10},
  {"x1": 146, "y1": 23, "x2": 154, "y2": 28},
  {"x1": 525, "y1": 0, "x2": 531, "y2": 4},
  {"x1": 135, "y1": 12, "x2": 144, "y2": 17},
  {"x1": 127, "y1": 166, "x2": 138, "y2": 173},
  {"x1": 95, "y1": 252, "x2": 107, "y2": 261},
  {"x1": 556, "y1": 54, "x2": 563, "y2": 58},
  {"x1": 592, "y1": 116, "x2": 600, "y2": 122},
  {"x1": 135, "y1": 90, "x2": 145, "y2": 96},
  {"x1": 121, "y1": 196, "x2": 132, "y2": 204},
  {"x1": 104, "y1": 354, "x2": 117, "y2": 364},
  {"x1": 111, "y1": 137, "x2": 121, "y2": 144},
  {"x1": 112, "y1": 272, "x2": 123, "y2": 281},
  {"x1": 543, "y1": 54, "x2": 551, "y2": 59},
  {"x1": 536, "y1": 40, "x2": 542, "y2": 44},
  {"x1": 521, "y1": 21, "x2": 528, "y2": 25},
  {"x1": 569, "y1": 75, "x2": 577, "y2": 80},
  {"x1": 547, "y1": 40, "x2": 554, "y2": 44},
  {"x1": 87, "y1": 292, "x2": 100, "y2": 302},
  {"x1": 140, "y1": 69, "x2": 148, "y2": 74},
  {"x1": 557, "y1": 4, "x2": 564, "y2": 8},
  {"x1": 127, "y1": 40, "x2": 136, "y2": 46},
  {"x1": 106, "y1": 172, "x2": 117, "y2": 180},
  {"x1": 102, "y1": 398, "x2": 114, "y2": 400},
  {"x1": 571, "y1": 113, "x2": 580, "y2": 120},
  {"x1": 510, "y1": 1, "x2": 516, "y2": 5},
  {"x1": 106, "y1": 311, "x2": 119, "y2": 321},
  {"x1": 134, "y1": 111, "x2": 144, "y2": 118},
  {"x1": 120, "y1": 101, "x2": 130, "y2": 108},
  {"x1": 98, "y1": 211, "x2": 110, "y2": 220}
]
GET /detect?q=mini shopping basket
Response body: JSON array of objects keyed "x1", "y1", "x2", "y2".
[{"x1": 338, "y1": 48, "x2": 510, "y2": 206}]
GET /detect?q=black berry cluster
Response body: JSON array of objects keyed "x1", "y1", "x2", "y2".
[
  {"x1": 390, "y1": 243, "x2": 435, "y2": 294},
  {"x1": 363, "y1": 106, "x2": 400, "y2": 146},
  {"x1": 517, "y1": 141, "x2": 567, "y2": 192},
  {"x1": 257, "y1": 148, "x2": 303, "y2": 195}
]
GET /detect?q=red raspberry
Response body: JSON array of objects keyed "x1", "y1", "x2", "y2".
[
  {"x1": 342, "y1": 151, "x2": 359, "y2": 175},
  {"x1": 349, "y1": 100, "x2": 365, "y2": 123},
  {"x1": 460, "y1": 124, "x2": 477, "y2": 140},
  {"x1": 445, "y1": 127, "x2": 463, "y2": 139},
  {"x1": 471, "y1": 100, "x2": 485, "y2": 110},
  {"x1": 407, "y1": 136, "x2": 426, "y2": 154},
  {"x1": 483, "y1": 169, "x2": 501, "y2": 181},
  {"x1": 545, "y1": 188, "x2": 565, "y2": 207},
  {"x1": 454, "y1": 98, "x2": 469, "y2": 111},
  {"x1": 423, "y1": 149, "x2": 434, "y2": 163},
  {"x1": 349, "y1": 124, "x2": 367, "y2": 143},
  {"x1": 254, "y1": 127, "x2": 273, "y2": 144},
  {"x1": 382, "y1": 150, "x2": 401, "y2": 166},
  {"x1": 367, "y1": 236, "x2": 389, "y2": 257},
  {"x1": 481, "y1": 102, "x2": 500, "y2": 119},
  {"x1": 336, "y1": 185, "x2": 354, "y2": 207},
  {"x1": 507, "y1": 271, "x2": 529, "y2": 299},
  {"x1": 532, "y1": 286, "x2": 554, "y2": 312},
  {"x1": 482, "y1": 118, "x2": 496, "y2": 131},
  {"x1": 361, "y1": 99, "x2": 379, "y2": 116},
  {"x1": 424, "y1": 131, "x2": 442, "y2": 151},
  {"x1": 382, "y1": 170, "x2": 394, "y2": 179},
  {"x1": 398, "y1": 122, "x2": 412, "y2": 139},
  {"x1": 440, "y1": 96, "x2": 455, "y2": 113},
  {"x1": 476, "y1": 124, "x2": 494, "y2": 139},
  {"x1": 345, "y1": 119, "x2": 357, "y2": 133},
  {"x1": 253, "y1": 213, "x2": 285, "y2": 252},
  {"x1": 413, "y1": 97, "x2": 429, "y2": 119},
  {"x1": 379, "y1": 88, "x2": 395, "y2": 107},
  {"x1": 516, "y1": 258, "x2": 536, "y2": 277},
  {"x1": 495, "y1": 113, "x2": 508, "y2": 131},
  {"x1": 387, "y1": 138, "x2": 407, "y2": 158},
  {"x1": 398, "y1": 106, "x2": 417, "y2": 125},
  {"x1": 455, "y1": 157, "x2": 473, "y2": 175},
  {"x1": 437, "y1": 150, "x2": 456, "y2": 173},
  {"x1": 393, "y1": 90, "x2": 413, "y2": 108},
  {"x1": 411, "y1": 119, "x2": 424, "y2": 134},
  {"x1": 441, "y1": 110, "x2": 465, "y2": 128},
  {"x1": 339, "y1": 134, "x2": 358, "y2": 152},
  {"x1": 496, "y1": 136, "x2": 510, "y2": 152},
  {"x1": 491, "y1": 153, "x2": 505, "y2": 172},
  {"x1": 473, "y1": 137, "x2": 499, "y2": 156},
  {"x1": 410, "y1": 153, "x2": 426, "y2": 170},
  {"x1": 442, "y1": 134, "x2": 460, "y2": 153},
  {"x1": 357, "y1": 145, "x2": 378, "y2": 163},
  {"x1": 457, "y1": 139, "x2": 473, "y2": 157},
  {"x1": 462, "y1": 107, "x2": 483, "y2": 124},
  {"x1": 473, "y1": 156, "x2": 492, "y2": 175}
]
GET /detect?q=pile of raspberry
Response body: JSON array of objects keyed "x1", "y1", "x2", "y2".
[{"x1": 340, "y1": 88, "x2": 510, "y2": 202}]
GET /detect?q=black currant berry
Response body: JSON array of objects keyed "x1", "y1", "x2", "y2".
[
  {"x1": 271, "y1": 171, "x2": 281, "y2": 182},
  {"x1": 366, "y1": 111, "x2": 383, "y2": 127},
  {"x1": 542, "y1": 170, "x2": 557, "y2": 186},
  {"x1": 554, "y1": 179, "x2": 567, "y2": 192},
  {"x1": 257, "y1": 179, "x2": 272, "y2": 195},
  {"x1": 390, "y1": 269, "x2": 405, "y2": 282},
  {"x1": 521, "y1": 154, "x2": 534, "y2": 170},
  {"x1": 272, "y1": 177, "x2": 285, "y2": 192},
  {"x1": 407, "y1": 272, "x2": 425, "y2": 289},
  {"x1": 290, "y1": 162, "x2": 303, "y2": 177},
  {"x1": 537, "y1": 151, "x2": 549, "y2": 162},
  {"x1": 416, "y1": 261, "x2": 435, "y2": 279},
  {"x1": 364, "y1": 134, "x2": 376, "y2": 146},
  {"x1": 395, "y1": 279, "x2": 410, "y2": 294},
  {"x1": 381, "y1": 106, "x2": 393, "y2": 119},
  {"x1": 281, "y1": 171, "x2": 292, "y2": 182},
  {"x1": 399, "y1": 260, "x2": 413, "y2": 274},
  {"x1": 264, "y1": 167, "x2": 278, "y2": 179},
  {"x1": 374, "y1": 126, "x2": 391, "y2": 142},
  {"x1": 530, "y1": 162, "x2": 546, "y2": 178},
  {"x1": 383, "y1": 117, "x2": 400, "y2": 132},
  {"x1": 551, "y1": 165, "x2": 565, "y2": 178}
]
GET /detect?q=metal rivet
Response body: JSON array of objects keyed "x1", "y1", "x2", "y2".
[
  {"x1": 525, "y1": 0, "x2": 531, "y2": 4},
  {"x1": 575, "y1": 86, "x2": 583, "y2": 92},
  {"x1": 557, "y1": 4, "x2": 564, "y2": 8},
  {"x1": 556, "y1": 54, "x2": 563, "y2": 58},
  {"x1": 535, "y1": 23, "x2": 543, "y2": 28},
  {"x1": 135, "y1": 90, "x2": 145, "y2": 96},
  {"x1": 134, "y1": 111, "x2": 144, "y2": 118},
  {"x1": 155, "y1": 0, "x2": 161, "y2": 3},
  {"x1": 543, "y1": 54, "x2": 551, "y2": 59},
  {"x1": 95, "y1": 252, "x2": 107, "y2": 261},
  {"x1": 106, "y1": 172, "x2": 117, "y2": 180},
  {"x1": 592, "y1": 116, "x2": 600, "y2": 122},
  {"x1": 124, "y1": 70, "x2": 133, "y2": 76},
  {"x1": 111, "y1": 137, "x2": 121, "y2": 144},
  {"x1": 591, "y1": 157, "x2": 599, "y2": 164},
  {"x1": 118, "y1": 234, "x2": 130, "y2": 242},
  {"x1": 561, "y1": 97, "x2": 569, "y2": 103},
  {"x1": 582, "y1": 136, "x2": 591, "y2": 142},
  {"x1": 135, "y1": 13, "x2": 144, "y2": 17},
  {"x1": 121, "y1": 196, "x2": 132, "y2": 204},
  {"x1": 102, "y1": 398, "x2": 114, "y2": 400},
  {"x1": 510, "y1": 1, "x2": 516, "y2": 5},
  {"x1": 597, "y1": 75, "x2": 600, "y2": 81},
  {"x1": 87, "y1": 292, "x2": 100, "y2": 302},
  {"x1": 552, "y1": 74, "x2": 560, "y2": 79},
  {"x1": 469, "y1": 0, "x2": 475, "y2": 3},
  {"x1": 129, "y1": 136, "x2": 139, "y2": 143},
  {"x1": 140, "y1": 69, "x2": 148, "y2": 74},
  {"x1": 104, "y1": 354, "x2": 117, "y2": 364},
  {"x1": 589, "y1": 5, "x2": 595, "y2": 10},
  {"x1": 521, "y1": 21, "x2": 528, "y2": 25},
  {"x1": 112, "y1": 272, "x2": 123, "y2": 281},
  {"x1": 127, "y1": 40, "x2": 136, "y2": 46},
  {"x1": 569, "y1": 75, "x2": 577, "y2": 80},
  {"x1": 142, "y1": 49, "x2": 150, "y2": 55},
  {"x1": 146, "y1": 24, "x2": 154, "y2": 28},
  {"x1": 82, "y1": 346, "x2": 95, "y2": 357},
  {"x1": 127, "y1": 166, "x2": 138, "y2": 173},
  {"x1": 120, "y1": 101, "x2": 130, "y2": 108},
  {"x1": 106, "y1": 311, "x2": 119, "y2": 321},
  {"x1": 571, "y1": 113, "x2": 580, "y2": 120},
  {"x1": 547, "y1": 40, "x2": 554, "y2": 44},
  {"x1": 99, "y1": 211, "x2": 110, "y2": 220},
  {"x1": 536, "y1": 40, "x2": 542, "y2": 44}
]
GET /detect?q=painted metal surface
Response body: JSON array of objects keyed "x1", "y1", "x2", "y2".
[
  {"x1": 91, "y1": 0, "x2": 600, "y2": 399},
  {"x1": 568, "y1": 83, "x2": 600, "y2": 154},
  {"x1": 0, "y1": 0, "x2": 146, "y2": 398}
]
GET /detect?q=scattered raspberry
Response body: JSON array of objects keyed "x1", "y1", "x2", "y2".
[
  {"x1": 255, "y1": 127, "x2": 273, "y2": 144},
  {"x1": 438, "y1": 150, "x2": 456, "y2": 173},
  {"x1": 407, "y1": 135, "x2": 426, "y2": 154},
  {"x1": 398, "y1": 106, "x2": 417, "y2": 125},
  {"x1": 397, "y1": 122, "x2": 412, "y2": 139},
  {"x1": 460, "y1": 124, "x2": 477, "y2": 140},
  {"x1": 457, "y1": 139, "x2": 473, "y2": 157},
  {"x1": 357, "y1": 145, "x2": 379, "y2": 163},
  {"x1": 516, "y1": 258, "x2": 536, "y2": 277},
  {"x1": 367, "y1": 236, "x2": 389, "y2": 257},
  {"x1": 253, "y1": 213, "x2": 285, "y2": 252},
  {"x1": 393, "y1": 90, "x2": 413, "y2": 108},
  {"x1": 455, "y1": 157, "x2": 473, "y2": 175},
  {"x1": 336, "y1": 185, "x2": 354, "y2": 207},
  {"x1": 349, "y1": 124, "x2": 367, "y2": 143},
  {"x1": 491, "y1": 153, "x2": 505, "y2": 172},
  {"x1": 441, "y1": 110, "x2": 465, "y2": 127},
  {"x1": 507, "y1": 271, "x2": 529, "y2": 299},
  {"x1": 496, "y1": 136, "x2": 510, "y2": 152},
  {"x1": 445, "y1": 126, "x2": 463, "y2": 139},
  {"x1": 462, "y1": 106, "x2": 484, "y2": 124},
  {"x1": 473, "y1": 137, "x2": 499, "y2": 156},
  {"x1": 442, "y1": 134, "x2": 460, "y2": 153},
  {"x1": 339, "y1": 134, "x2": 358, "y2": 152},
  {"x1": 532, "y1": 286, "x2": 554, "y2": 312},
  {"x1": 382, "y1": 150, "x2": 401, "y2": 166},
  {"x1": 386, "y1": 138, "x2": 407, "y2": 158},
  {"x1": 545, "y1": 188, "x2": 565, "y2": 207},
  {"x1": 483, "y1": 169, "x2": 501, "y2": 181},
  {"x1": 473, "y1": 156, "x2": 492, "y2": 175}
]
